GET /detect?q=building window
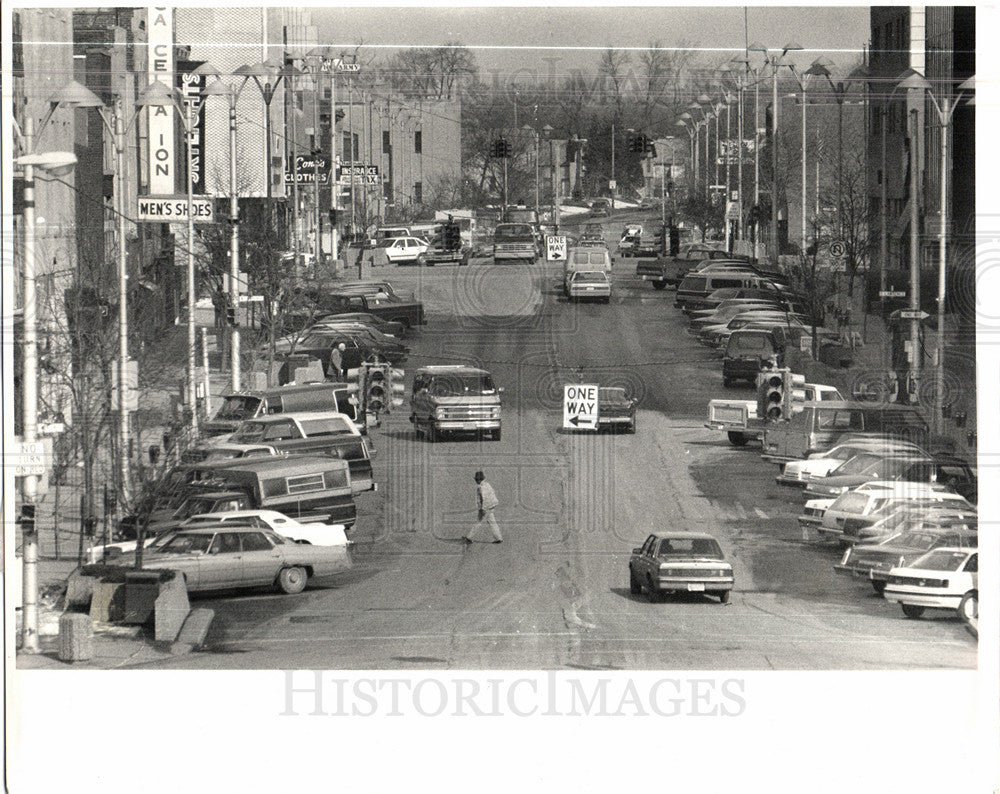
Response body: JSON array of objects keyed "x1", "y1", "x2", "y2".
[
  {"x1": 414, "y1": 181, "x2": 422, "y2": 203},
  {"x1": 414, "y1": 130, "x2": 422, "y2": 154},
  {"x1": 382, "y1": 130, "x2": 391, "y2": 154}
]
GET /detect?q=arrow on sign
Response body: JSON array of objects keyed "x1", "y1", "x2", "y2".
[
  {"x1": 568, "y1": 415, "x2": 583, "y2": 426},
  {"x1": 899, "y1": 309, "x2": 929, "y2": 320}
]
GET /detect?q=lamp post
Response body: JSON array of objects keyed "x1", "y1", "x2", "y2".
[
  {"x1": 542, "y1": 124, "x2": 558, "y2": 230},
  {"x1": 896, "y1": 71, "x2": 974, "y2": 432},
  {"x1": 302, "y1": 50, "x2": 333, "y2": 264},
  {"x1": 522, "y1": 124, "x2": 541, "y2": 219},
  {"x1": 687, "y1": 101, "x2": 712, "y2": 200},
  {"x1": 675, "y1": 116, "x2": 696, "y2": 200},
  {"x1": 749, "y1": 42, "x2": 803, "y2": 263},
  {"x1": 13, "y1": 117, "x2": 77, "y2": 653},
  {"x1": 49, "y1": 79, "x2": 177, "y2": 491},
  {"x1": 203, "y1": 74, "x2": 253, "y2": 391}
]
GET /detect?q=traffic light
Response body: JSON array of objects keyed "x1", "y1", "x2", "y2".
[
  {"x1": 629, "y1": 133, "x2": 647, "y2": 153},
  {"x1": 445, "y1": 222, "x2": 462, "y2": 250},
  {"x1": 757, "y1": 368, "x2": 787, "y2": 421},
  {"x1": 388, "y1": 367, "x2": 406, "y2": 410},
  {"x1": 500, "y1": 137, "x2": 512, "y2": 158},
  {"x1": 783, "y1": 371, "x2": 807, "y2": 417},
  {"x1": 430, "y1": 225, "x2": 445, "y2": 250},
  {"x1": 19, "y1": 503, "x2": 36, "y2": 535},
  {"x1": 226, "y1": 307, "x2": 237, "y2": 326},
  {"x1": 365, "y1": 363, "x2": 390, "y2": 414},
  {"x1": 348, "y1": 363, "x2": 369, "y2": 399}
]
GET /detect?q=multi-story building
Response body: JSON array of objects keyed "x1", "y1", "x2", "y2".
[
  {"x1": 867, "y1": 6, "x2": 975, "y2": 325},
  {"x1": 11, "y1": 9, "x2": 80, "y2": 434}
]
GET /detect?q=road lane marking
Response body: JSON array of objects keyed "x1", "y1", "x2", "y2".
[{"x1": 754, "y1": 508, "x2": 770, "y2": 519}]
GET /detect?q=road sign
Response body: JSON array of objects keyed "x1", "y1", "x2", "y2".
[
  {"x1": 337, "y1": 63, "x2": 361, "y2": 73},
  {"x1": 238, "y1": 295, "x2": 265, "y2": 303},
  {"x1": 608, "y1": 179, "x2": 617, "y2": 190},
  {"x1": 899, "y1": 309, "x2": 929, "y2": 320},
  {"x1": 337, "y1": 164, "x2": 379, "y2": 184},
  {"x1": 8, "y1": 437, "x2": 53, "y2": 477},
  {"x1": 879, "y1": 290, "x2": 906, "y2": 298},
  {"x1": 137, "y1": 195, "x2": 215, "y2": 223},
  {"x1": 829, "y1": 240, "x2": 847, "y2": 258},
  {"x1": 546, "y1": 235, "x2": 568, "y2": 261},
  {"x1": 563, "y1": 384, "x2": 598, "y2": 430}
]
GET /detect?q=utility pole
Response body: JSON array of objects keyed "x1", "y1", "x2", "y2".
[
  {"x1": 610, "y1": 123, "x2": 615, "y2": 210},
  {"x1": 907, "y1": 108, "x2": 921, "y2": 405}
]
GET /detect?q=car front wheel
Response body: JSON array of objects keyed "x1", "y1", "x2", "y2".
[
  {"x1": 871, "y1": 580, "x2": 887, "y2": 595},
  {"x1": 719, "y1": 590, "x2": 731, "y2": 604},
  {"x1": 629, "y1": 568, "x2": 641, "y2": 595},
  {"x1": 651, "y1": 280, "x2": 667, "y2": 290},
  {"x1": 958, "y1": 591, "x2": 978, "y2": 622},
  {"x1": 277, "y1": 566, "x2": 308, "y2": 594},
  {"x1": 646, "y1": 577, "x2": 659, "y2": 603},
  {"x1": 901, "y1": 603, "x2": 925, "y2": 619}
]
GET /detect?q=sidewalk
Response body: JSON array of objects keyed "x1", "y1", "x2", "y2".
[{"x1": 795, "y1": 289, "x2": 976, "y2": 459}]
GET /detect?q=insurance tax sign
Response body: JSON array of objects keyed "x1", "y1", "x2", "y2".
[
  {"x1": 137, "y1": 195, "x2": 215, "y2": 223},
  {"x1": 563, "y1": 384, "x2": 598, "y2": 430}
]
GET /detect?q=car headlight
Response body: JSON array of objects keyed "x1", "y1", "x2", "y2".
[
  {"x1": 840, "y1": 548, "x2": 851, "y2": 565},
  {"x1": 434, "y1": 407, "x2": 446, "y2": 419}
]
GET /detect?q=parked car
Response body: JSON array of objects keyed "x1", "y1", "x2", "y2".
[
  {"x1": 382, "y1": 236, "x2": 430, "y2": 264},
  {"x1": 305, "y1": 289, "x2": 426, "y2": 330},
  {"x1": 628, "y1": 531, "x2": 734, "y2": 603},
  {"x1": 567, "y1": 270, "x2": 612, "y2": 303},
  {"x1": 776, "y1": 438, "x2": 926, "y2": 487},
  {"x1": 839, "y1": 503, "x2": 978, "y2": 546},
  {"x1": 836, "y1": 527, "x2": 977, "y2": 595},
  {"x1": 805, "y1": 452, "x2": 976, "y2": 502},
  {"x1": 309, "y1": 313, "x2": 406, "y2": 337},
  {"x1": 140, "y1": 526, "x2": 352, "y2": 594},
  {"x1": 883, "y1": 547, "x2": 978, "y2": 619},
  {"x1": 86, "y1": 510, "x2": 349, "y2": 564},
  {"x1": 721, "y1": 328, "x2": 787, "y2": 386},
  {"x1": 597, "y1": 387, "x2": 637, "y2": 433},
  {"x1": 180, "y1": 443, "x2": 283, "y2": 464},
  {"x1": 811, "y1": 481, "x2": 972, "y2": 542},
  {"x1": 203, "y1": 383, "x2": 360, "y2": 436}
]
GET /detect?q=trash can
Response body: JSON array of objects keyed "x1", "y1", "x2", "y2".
[{"x1": 58, "y1": 613, "x2": 93, "y2": 662}]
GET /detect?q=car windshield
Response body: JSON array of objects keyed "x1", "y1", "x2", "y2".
[
  {"x1": 157, "y1": 534, "x2": 213, "y2": 555},
  {"x1": 172, "y1": 496, "x2": 226, "y2": 519},
  {"x1": 428, "y1": 374, "x2": 496, "y2": 396},
  {"x1": 909, "y1": 549, "x2": 973, "y2": 571},
  {"x1": 679, "y1": 276, "x2": 707, "y2": 292},
  {"x1": 495, "y1": 224, "x2": 533, "y2": 239},
  {"x1": 214, "y1": 395, "x2": 261, "y2": 421},
  {"x1": 830, "y1": 453, "x2": 883, "y2": 475},
  {"x1": 726, "y1": 334, "x2": 773, "y2": 354},
  {"x1": 599, "y1": 387, "x2": 627, "y2": 401},
  {"x1": 230, "y1": 422, "x2": 267, "y2": 442},
  {"x1": 658, "y1": 537, "x2": 724, "y2": 559}
]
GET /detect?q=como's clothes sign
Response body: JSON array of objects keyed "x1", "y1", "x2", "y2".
[{"x1": 137, "y1": 195, "x2": 215, "y2": 223}]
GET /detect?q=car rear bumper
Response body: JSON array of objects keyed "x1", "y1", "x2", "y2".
[
  {"x1": 655, "y1": 577, "x2": 734, "y2": 592},
  {"x1": 435, "y1": 420, "x2": 501, "y2": 431},
  {"x1": 882, "y1": 589, "x2": 961, "y2": 608}
]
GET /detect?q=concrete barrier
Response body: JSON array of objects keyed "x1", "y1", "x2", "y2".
[
  {"x1": 171, "y1": 608, "x2": 214, "y2": 654},
  {"x1": 154, "y1": 572, "x2": 191, "y2": 642},
  {"x1": 58, "y1": 613, "x2": 93, "y2": 662}
]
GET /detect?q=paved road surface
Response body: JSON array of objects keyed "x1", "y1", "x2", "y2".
[{"x1": 133, "y1": 212, "x2": 976, "y2": 670}]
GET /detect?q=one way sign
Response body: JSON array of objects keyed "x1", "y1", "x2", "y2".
[{"x1": 563, "y1": 383, "x2": 598, "y2": 430}]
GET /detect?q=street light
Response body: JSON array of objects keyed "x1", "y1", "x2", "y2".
[
  {"x1": 202, "y1": 72, "x2": 254, "y2": 392},
  {"x1": 749, "y1": 41, "x2": 803, "y2": 263},
  {"x1": 13, "y1": 114, "x2": 77, "y2": 653},
  {"x1": 542, "y1": 124, "x2": 559, "y2": 230},
  {"x1": 675, "y1": 116, "x2": 696, "y2": 200},
  {"x1": 687, "y1": 101, "x2": 712, "y2": 199},
  {"x1": 48, "y1": 78, "x2": 182, "y2": 490},
  {"x1": 896, "y1": 70, "x2": 975, "y2": 433},
  {"x1": 522, "y1": 124, "x2": 541, "y2": 220}
]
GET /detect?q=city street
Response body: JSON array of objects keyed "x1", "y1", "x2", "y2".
[{"x1": 131, "y1": 214, "x2": 976, "y2": 670}]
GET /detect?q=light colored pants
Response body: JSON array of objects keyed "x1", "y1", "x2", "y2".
[{"x1": 466, "y1": 509, "x2": 503, "y2": 542}]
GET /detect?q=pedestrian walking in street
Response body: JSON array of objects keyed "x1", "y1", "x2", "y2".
[
  {"x1": 329, "y1": 342, "x2": 346, "y2": 379},
  {"x1": 464, "y1": 470, "x2": 503, "y2": 544}
]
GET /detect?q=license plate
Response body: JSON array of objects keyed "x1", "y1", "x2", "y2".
[
  {"x1": 687, "y1": 583, "x2": 705, "y2": 592},
  {"x1": 461, "y1": 422, "x2": 478, "y2": 430}
]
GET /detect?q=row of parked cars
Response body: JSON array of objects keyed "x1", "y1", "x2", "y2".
[{"x1": 781, "y1": 432, "x2": 978, "y2": 624}]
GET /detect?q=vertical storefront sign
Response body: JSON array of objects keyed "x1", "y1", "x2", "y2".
[
  {"x1": 147, "y1": 7, "x2": 174, "y2": 193},
  {"x1": 177, "y1": 61, "x2": 207, "y2": 194}
]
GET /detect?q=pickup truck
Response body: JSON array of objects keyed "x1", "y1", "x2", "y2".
[
  {"x1": 705, "y1": 383, "x2": 843, "y2": 446},
  {"x1": 493, "y1": 223, "x2": 537, "y2": 263},
  {"x1": 307, "y1": 290, "x2": 426, "y2": 329}
]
